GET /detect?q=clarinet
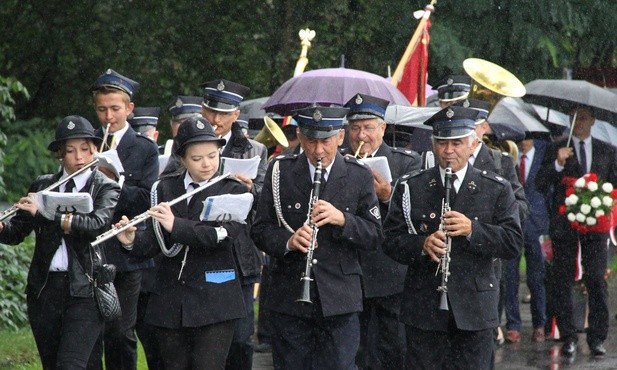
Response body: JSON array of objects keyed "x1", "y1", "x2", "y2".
[
  {"x1": 437, "y1": 162, "x2": 453, "y2": 311},
  {"x1": 296, "y1": 159, "x2": 323, "y2": 304}
]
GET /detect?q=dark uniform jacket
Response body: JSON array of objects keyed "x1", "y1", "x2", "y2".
[
  {"x1": 0, "y1": 170, "x2": 120, "y2": 298},
  {"x1": 383, "y1": 165, "x2": 522, "y2": 331},
  {"x1": 535, "y1": 137, "x2": 617, "y2": 241},
  {"x1": 474, "y1": 143, "x2": 529, "y2": 221},
  {"x1": 126, "y1": 172, "x2": 247, "y2": 328},
  {"x1": 251, "y1": 152, "x2": 384, "y2": 318},
  {"x1": 96, "y1": 126, "x2": 159, "y2": 271},
  {"x1": 340, "y1": 143, "x2": 421, "y2": 298}
]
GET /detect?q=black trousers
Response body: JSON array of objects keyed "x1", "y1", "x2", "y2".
[
  {"x1": 552, "y1": 235, "x2": 609, "y2": 345},
  {"x1": 270, "y1": 310, "x2": 360, "y2": 370},
  {"x1": 357, "y1": 294, "x2": 406, "y2": 370},
  {"x1": 157, "y1": 320, "x2": 235, "y2": 370},
  {"x1": 87, "y1": 270, "x2": 141, "y2": 370},
  {"x1": 406, "y1": 323, "x2": 494, "y2": 370},
  {"x1": 225, "y1": 283, "x2": 255, "y2": 370},
  {"x1": 135, "y1": 291, "x2": 163, "y2": 370},
  {"x1": 28, "y1": 272, "x2": 103, "y2": 370}
]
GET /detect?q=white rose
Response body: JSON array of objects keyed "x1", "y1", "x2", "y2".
[
  {"x1": 602, "y1": 182, "x2": 613, "y2": 193},
  {"x1": 590, "y1": 197, "x2": 602, "y2": 208},
  {"x1": 595, "y1": 209, "x2": 605, "y2": 218},
  {"x1": 576, "y1": 213, "x2": 586, "y2": 223},
  {"x1": 580, "y1": 204, "x2": 591, "y2": 215},
  {"x1": 603, "y1": 196, "x2": 614, "y2": 207},
  {"x1": 567, "y1": 213, "x2": 576, "y2": 222},
  {"x1": 586, "y1": 217, "x2": 597, "y2": 226},
  {"x1": 566, "y1": 194, "x2": 579, "y2": 206},
  {"x1": 587, "y1": 181, "x2": 598, "y2": 191},
  {"x1": 575, "y1": 178, "x2": 586, "y2": 188}
]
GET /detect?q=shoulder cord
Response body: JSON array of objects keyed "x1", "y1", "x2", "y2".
[
  {"x1": 151, "y1": 180, "x2": 185, "y2": 257},
  {"x1": 272, "y1": 160, "x2": 295, "y2": 234},
  {"x1": 401, "y1": 180, "x2": 417, "y2": 235}
]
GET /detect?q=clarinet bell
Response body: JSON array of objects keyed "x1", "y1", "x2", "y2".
[
  {"x1": 296, "y1": 277, "x2": 312, "y2": 304},
  {"x1": 439, "y1": 293, "x2": 449, "y2": 311}
]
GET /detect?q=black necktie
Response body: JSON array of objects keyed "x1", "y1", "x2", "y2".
[
  {"x1": 450, "y1": 174, "x2": 458, "y2": 199},
  {"x1": 106, "y1": 134, "x2": 114, "y2": 150},
  {"x1": 579, "y1": 141, "x2": 588, "y2": 175},
  {"x1": 64, "y1": 179, "x2": 75, "y2": 193}
]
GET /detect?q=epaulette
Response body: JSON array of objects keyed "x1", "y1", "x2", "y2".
[
  {"x1": 399, "y1": 168, "x2": 424, "y2": 181},
  {"x1": 391, "y1": 147, "x2": 418, "y2": 158},
  {"x1": 344, "y1": 155, "x2": 368, "y2": 168},
  {"x1": 135, "y1": 132, "x2": 155, "y2": 143},
  {"x1": 480, "y1": 170, "x2": 507, "y2": 184},
  {"x1": 273, "y1": 153, "x2": 298, "y2": 161}
]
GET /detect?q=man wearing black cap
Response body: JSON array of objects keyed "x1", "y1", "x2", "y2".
[
  {"x1": 383, "y1": 106, "x2": 522, "y2": 369},
  {"x1": 89, "y1": 69, "x2": 159, "y2": 370},
  {"x1": 252, "y1": 105, "x2": 384, "y2": 369},
  {"x1": 128, "y1": 106, "x2": 160, "y2": 141},
  {"x1": 435, "y1": 75, "x2": 472, "y2": 109},
  {"x1": 341, "y1": 93, "x2": 420, "y2": 369},
  {"x1": 201, "y1": 79, "x2": 266, "y2": 370}
]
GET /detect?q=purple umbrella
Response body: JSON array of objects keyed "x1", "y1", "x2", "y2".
[{"x1": 263, "y1": 67, "x2": 411, "y2": 116}]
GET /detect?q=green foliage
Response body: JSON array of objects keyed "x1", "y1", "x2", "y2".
[
  {"x1": 0, "y1": 236, "x2": 33, "y2": 331},
  {"x1": 1, "y1": 118, "x2": 56, "y2": 202}
]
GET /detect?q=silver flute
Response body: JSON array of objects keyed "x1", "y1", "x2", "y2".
[
  {"x1": 297, "y1": 158, "x2": 323, "y2": 304},
  {"x1": 90, "y1": 173, "x2": 230, "y2": 247},
  {"x1": 0, "y1": 158, "x2": 100, "y2": 222},
  {"x1": 436, "y1": 162, "x2": 453, "y2": 311}
]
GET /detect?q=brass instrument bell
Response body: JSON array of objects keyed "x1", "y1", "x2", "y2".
[
  {"x1": 463, "y1": 58, "x2": 526, "y2": 111},
  {"x1": 254, "y1": 116, "x2": 289, "y2": 149}
]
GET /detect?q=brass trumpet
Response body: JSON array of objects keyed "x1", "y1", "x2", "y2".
[{"x1": 0, "y1": 158, "x2": 100, "y2": 222}]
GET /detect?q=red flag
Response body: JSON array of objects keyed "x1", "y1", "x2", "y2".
[{"x1": 395, "y1": 20, "x2": 431, "y2": 106}]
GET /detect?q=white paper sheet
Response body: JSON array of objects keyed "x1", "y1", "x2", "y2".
[
  {"x1": 358, "y1": 156, "x2": 392, "y2": 183},
  {"x1": 220, "y1": 156, "x2": 261, "y2": 179},
  {"x1": 34, "y1": 191, "x2": 94, "y2": 214},
  {"x1": 200, "y1": 193, "x2": 254, "y2": 224}
]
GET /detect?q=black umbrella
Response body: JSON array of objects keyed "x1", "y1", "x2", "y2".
[{"x1": 523, "y1": 79, "x2": 617, "y2": 123}]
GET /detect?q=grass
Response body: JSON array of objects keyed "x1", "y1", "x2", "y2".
[{"x1": 0, "y1": 327, "x2": 148, "y2": 370}]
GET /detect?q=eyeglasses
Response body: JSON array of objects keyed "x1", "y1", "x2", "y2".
[{"x1": 348, "y1": 123, "x2": 383, "y2": 134}]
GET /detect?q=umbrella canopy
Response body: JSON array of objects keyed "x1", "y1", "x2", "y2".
[
  {"x1": 523, "y1": 79, "x2": 617, "y2": 123},
  {"x1": 263, "y1": 68, "x2": 411, "y2": 116},
  {"x1": 489, "y1": 97, "x2": 549, "y2": 138}
]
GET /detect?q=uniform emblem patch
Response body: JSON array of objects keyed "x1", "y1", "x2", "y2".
[{"x1": 369, "y1": 206, "x2": 381, "y2": 220}]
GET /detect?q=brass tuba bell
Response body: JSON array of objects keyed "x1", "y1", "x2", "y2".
[
  {"x1": 463, "y1": 58, "x2": 526, "y2": 111},
  {"x1": 254, "y1": 116, "x2": 289, "y2": 149}
]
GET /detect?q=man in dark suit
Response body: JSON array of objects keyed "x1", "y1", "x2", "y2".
[
  {"x1": 340, "y1": 93, "x2": 420, "y2": 369},
  {"x1": 89, "y1": 69, "x2": 159, "y2": 370},
  {"x1": 505, "y1": 138, "x2": 550, "y2": 343},
  {"x1": 383, "y1": 106, "x2": 522, "y2": 369},
  {"x1": 536, "y1": 106, "x2": 617, "y2": 357},
  {"x1": 252, "y1": 105, "x2": 384, "y2": 369}
]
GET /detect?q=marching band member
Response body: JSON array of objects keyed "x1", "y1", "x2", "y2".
[
  {"x1": 252, "y1": 105, "x2": 383, "y2": 369},
  {"x1": 383, "y1": 106, "x2": 522, "y2": 369},
  {"x1": 115, "y1": 117, "x2": 248, "y2": 369},
  {"x1": 0, "y1": 116, "x2": 120, "y2": 369}
]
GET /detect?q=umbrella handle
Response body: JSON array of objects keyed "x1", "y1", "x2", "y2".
[{"x1": 566, "y1": 110, "x2": 578, "y2": 148}]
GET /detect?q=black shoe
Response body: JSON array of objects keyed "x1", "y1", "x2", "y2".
[
  {"x1": 589, "y1": 342, "x2": 606, "y2": 357},
  {"x1": 561, "y1": 340, "x2": 577, "y2": 357}
]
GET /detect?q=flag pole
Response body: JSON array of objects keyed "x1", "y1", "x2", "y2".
[{"x1": 391, "y1": 0, "x2": 436, "y2": 86}]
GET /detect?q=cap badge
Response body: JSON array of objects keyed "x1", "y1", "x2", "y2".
[
  {"x1": 175, "y1": 98, "x2": 183, "y2": 108},
  {"x1": 463, "y1": 100, "x2": 470, "y2": 108},
  {"x1": 217, "y1": 81, "x2": 225, "y2": 91},
  {"x1": 313, "y1": 109, "x2": 323, "y2": 122},
  {"x1": 355, "y1": 95, "x2": 363, "y2": 105},
  {"x1": 446, "y1": 108, "x2": 454, "y2": 118},
  {"x1": 105, "y1": 69, "x2": 112, "y2": 75},
  {"x1": 447, "y1": 78, "x2": 454, "y2": 86},
  {"x1": 67, "y1": 121, "x2": 76, "y2": 130},
  {"x1": 196, "y1": 121, "x2": 205, "y2": 130}
]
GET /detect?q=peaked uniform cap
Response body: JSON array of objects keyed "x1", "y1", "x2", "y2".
[{"x1": 344, "y1": 93, "x2": 389, "y2": 121}]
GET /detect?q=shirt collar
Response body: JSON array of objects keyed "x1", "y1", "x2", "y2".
[
  {"x1": 110, "y1": 122, "x2": 130, "y2": 147},
  {"x1": 61, "y1": 168, "x2": 93, "y2": 192},
  {"x1": 183, "y1": 171, "x2": 209, "y2": 190}
]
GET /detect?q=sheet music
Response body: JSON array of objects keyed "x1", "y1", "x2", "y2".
[
  {"x1": 220, "y1": 156, "x2": 261, "y2": 179},
  {"x1": 358, "y1": 156, "x2": 392, "y2": 183},
  {"x1": 96, "y1": 150, "x2": 124, "y2": 178},
  {"x1": 200, "y1": 193, "x2": 254, "y2": 224},
  {"x1": 34, "y1": 191, "x2": 94, "y2": 214}
]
